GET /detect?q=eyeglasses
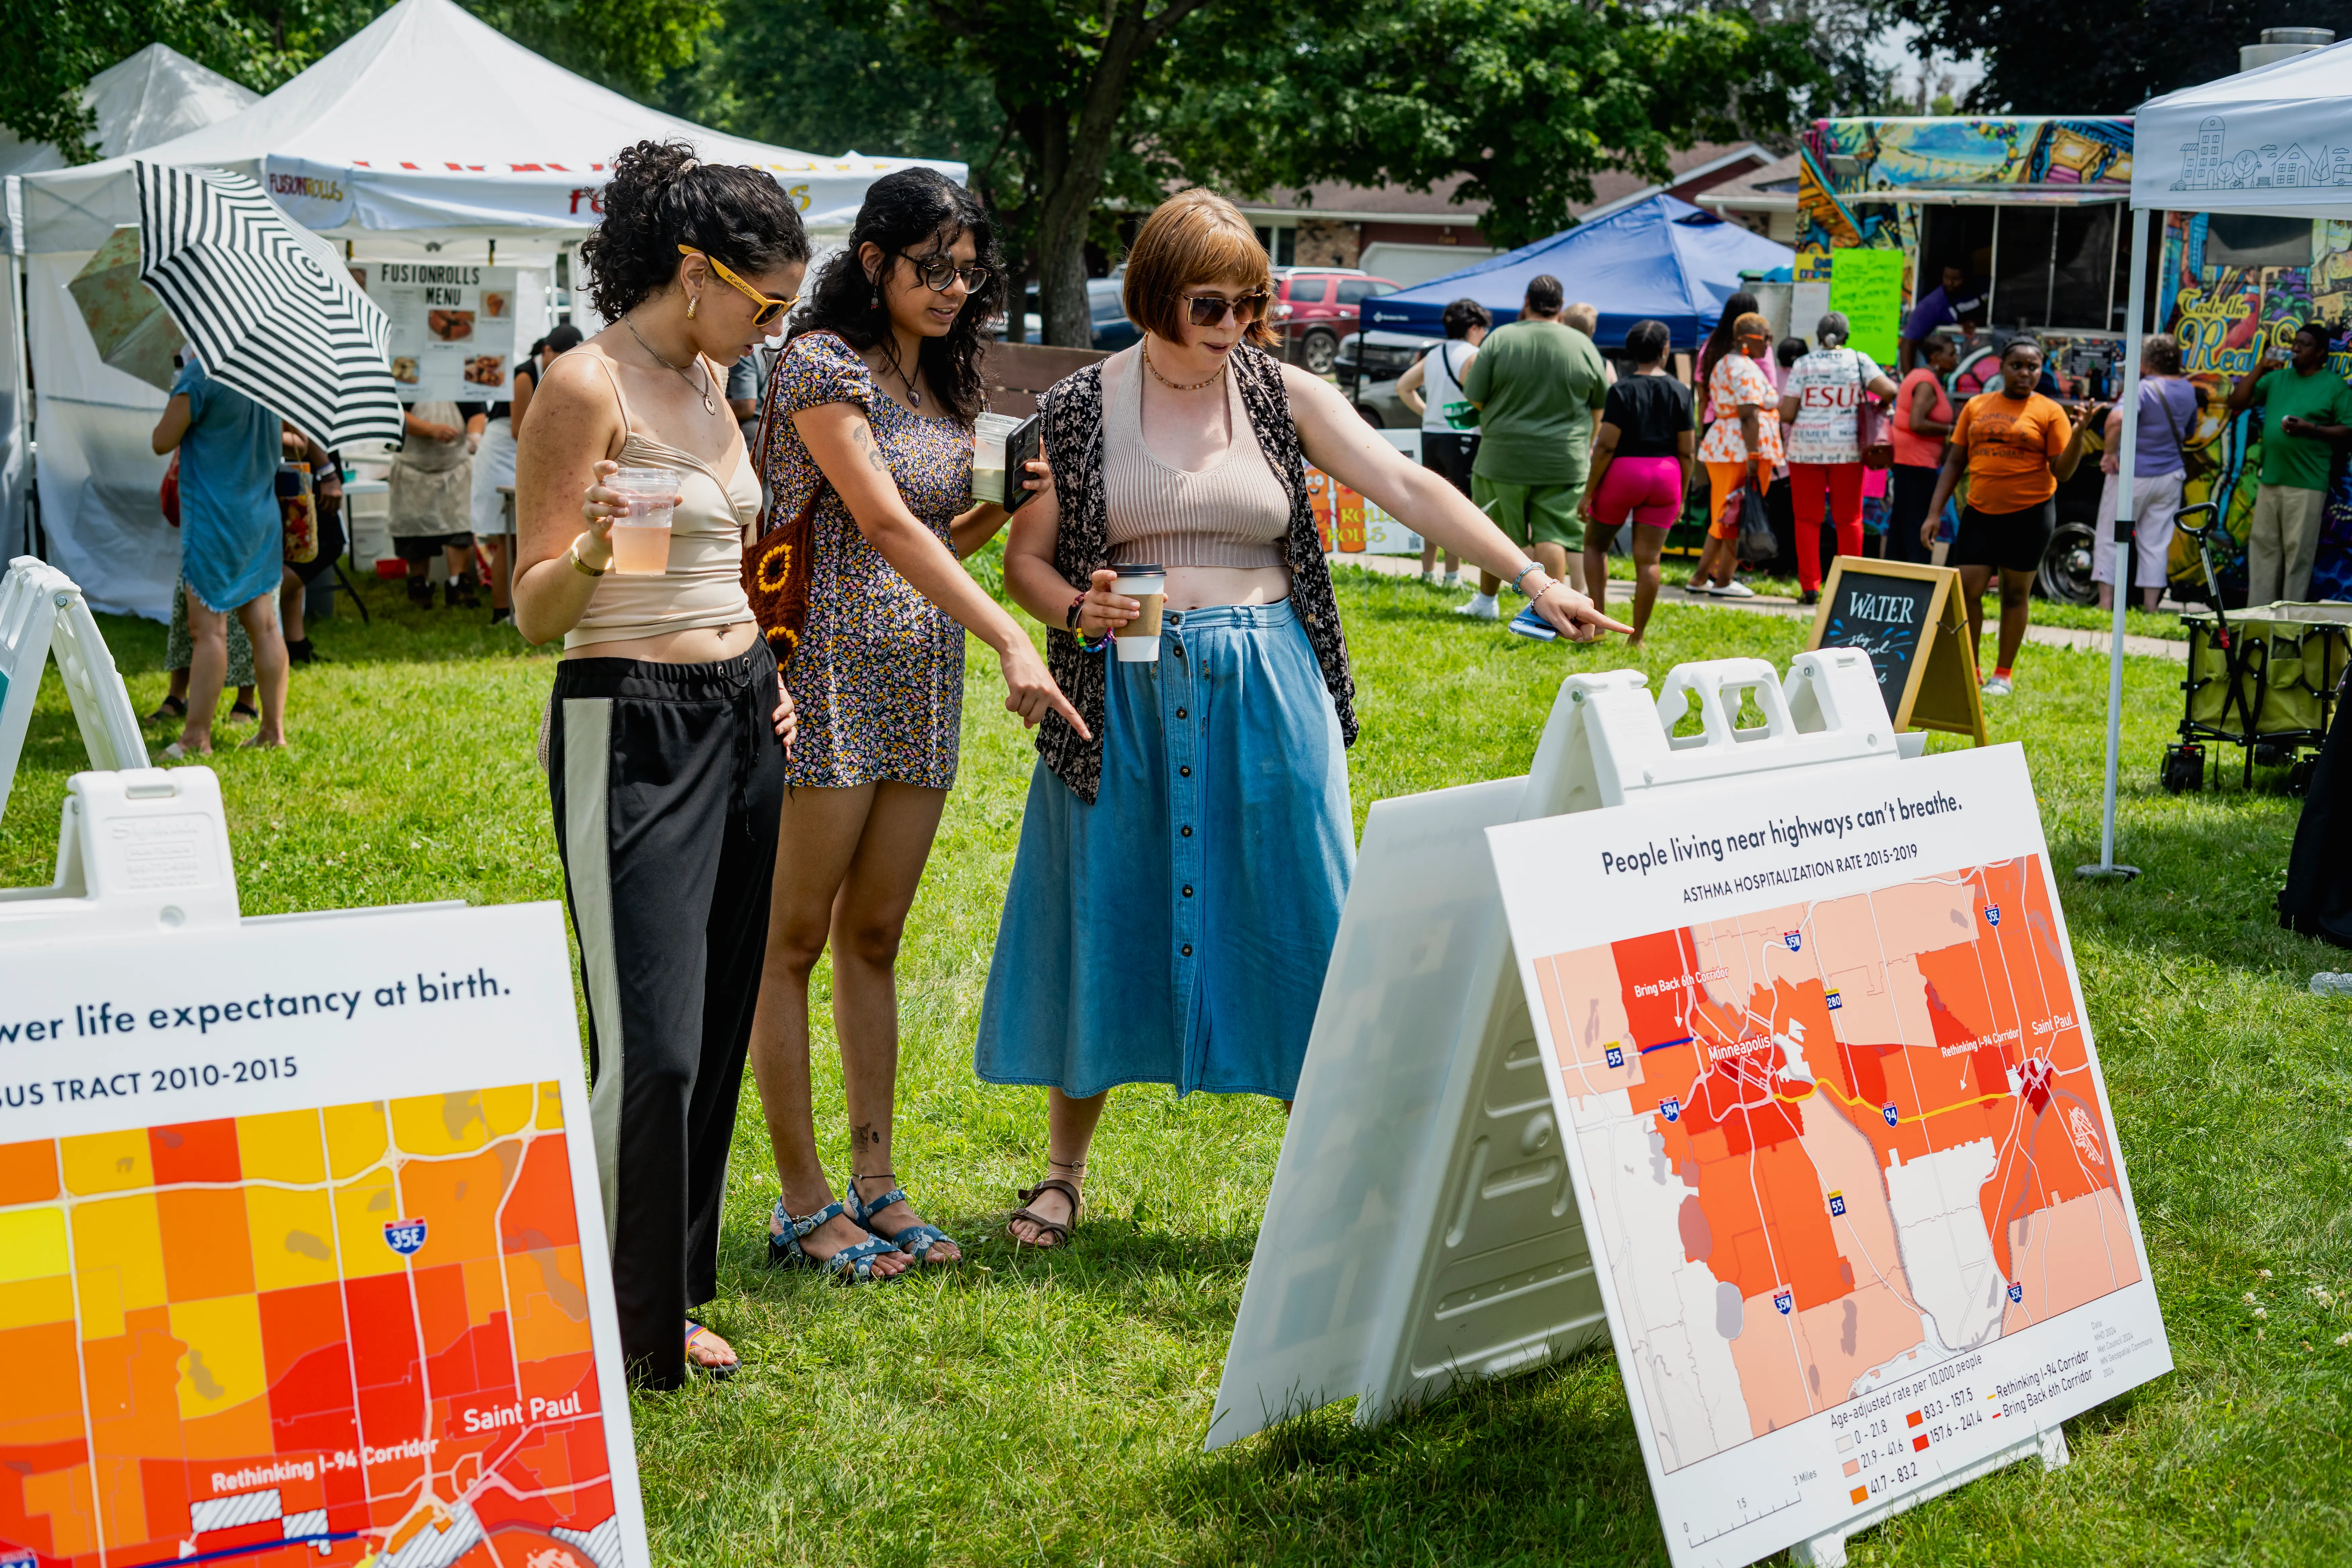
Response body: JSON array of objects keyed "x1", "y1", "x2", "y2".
[
  {"x1": 1181, "y1": 290, "x2": 1271, "y2": 327},
  {"x1": 908, "y1": 253, "x2": 993, "y2": 294},
  {"x1": 678, "y1": 245, "x2": 797, "y2": 328}
]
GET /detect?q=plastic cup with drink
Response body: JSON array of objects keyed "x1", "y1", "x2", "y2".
[
  {"x1": 970, "y1": 412, "x2": 1023, "y2": 505},
  {"x1": 605, "y1": 467, "x2": 681, "y2": 575},
  {"x1": 1111, "y1": 564, "x2": 1168, "y2": 663}
]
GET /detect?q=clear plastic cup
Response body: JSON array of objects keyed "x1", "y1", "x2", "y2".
[
  {"x1": 971, "y1": 412, "x2": 1023, "y2": 505},
  {"x1": 606, "y1": 467, "x2": 680, "y2": 575}
]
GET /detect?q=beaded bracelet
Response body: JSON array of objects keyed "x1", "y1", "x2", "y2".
[{"x1": 1511, "y1": 559, "x2": 1544, "y2": 597}]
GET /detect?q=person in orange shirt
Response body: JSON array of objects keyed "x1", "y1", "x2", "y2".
[{"x1": 1920, "y1": 337, "x2": 2092, "y2": 698}]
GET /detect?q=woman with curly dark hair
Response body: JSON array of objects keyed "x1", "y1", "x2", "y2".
[
  {"x1": 512, "y1": 140, "x2": 807, "y2": 1385},
  {"x1": 741, "y1": 165, "x2": 1079, "y2": 1283}
]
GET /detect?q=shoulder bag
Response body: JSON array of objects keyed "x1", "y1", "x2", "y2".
[
  {"x1": 740, "y1": 351, "x2": 819, "y2": 662},
  {"x1": 1438, "y1": 342, "x2": 1479, "y2": 429},
  {"x1": 1855, "y1": 351, "x2": 1893, "y2": 470},
  {"x1": 1726, "y1": 476, "x2": 1778, "y2": 564},
  {"x1": 2156, "y1": 381, "x2": 2215, "y2": 483}
]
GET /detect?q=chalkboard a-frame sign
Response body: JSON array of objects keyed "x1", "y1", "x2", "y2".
[{"x1": 1805, "y1": 556, "x2": 1989, "y2": 745}]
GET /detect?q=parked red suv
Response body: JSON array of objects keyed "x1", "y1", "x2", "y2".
[{"x1": 1272, "y1": 267, "x2": 1402, "y2": 375}]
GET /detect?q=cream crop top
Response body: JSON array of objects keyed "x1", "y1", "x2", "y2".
[
  {"x1": 565, "y1": 357, "x2": 761, "y2": 651},
  {"x1": 1102, "y1": 349, "x2": 1290, "y2": 570}
]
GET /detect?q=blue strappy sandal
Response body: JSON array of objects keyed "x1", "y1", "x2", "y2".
[
  {"x1": 847, "y1": 1172, "x2": 959, "y2": 1264},
  {"x1": 767, "y1": 1198, "x2": 900, "y2": 1282}
]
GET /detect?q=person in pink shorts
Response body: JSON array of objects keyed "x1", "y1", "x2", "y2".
[{"x1": 1581, "y1": 318, "x2": 1694, "y2": 646}]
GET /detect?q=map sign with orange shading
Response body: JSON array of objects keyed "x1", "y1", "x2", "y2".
[
  {"x1": 0, "y1": 903, "x2": 642, "y2": 1568},
  {"x1": 1489, "y1": 745, "x2": 2170, "y2": 1568}
]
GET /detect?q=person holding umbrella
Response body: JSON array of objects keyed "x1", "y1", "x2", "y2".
[{"x1": 151, "y1": 352, "x2": 288, "y2": 756}]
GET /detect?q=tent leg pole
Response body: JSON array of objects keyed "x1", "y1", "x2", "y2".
[{"x1": 2080, "y1": 205, "x2": 2151, "y2": 884}]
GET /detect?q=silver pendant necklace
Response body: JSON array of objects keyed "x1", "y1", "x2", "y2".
[{"x1": 623, "y1": 314, "x2": 715, "y2": 414}]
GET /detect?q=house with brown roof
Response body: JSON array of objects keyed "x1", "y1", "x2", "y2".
[
  {"x1": 1692, "y1": 152, "x2": 1803, "y2": 244},
  {"x1": 1222, "y1": 143, "x2": 1780, "y2": 283}
]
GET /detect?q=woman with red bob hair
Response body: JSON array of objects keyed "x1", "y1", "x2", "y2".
[{"x1": 974, "y1": 190, "x2": 1628, "y2": 1248}]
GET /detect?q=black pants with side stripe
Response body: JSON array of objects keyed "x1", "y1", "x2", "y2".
[{"x1": 546, "y1": 641, "x2": 785, "y2": 1388}]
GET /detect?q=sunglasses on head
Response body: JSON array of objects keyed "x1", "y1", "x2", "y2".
[
  {"x1": 679, "y1": 244, "x2": 796, "y2": 328},
  {"x1": 1181, "y1": 290, "x2": 1271, "y2": 327},
  {"x1": 907, "y1": 252, "x2": 993, "y2": 294}
]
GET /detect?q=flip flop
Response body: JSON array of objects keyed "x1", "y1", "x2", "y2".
[{"x1": 684, "y1": 1321, "x2": 739, "y2": 1379}]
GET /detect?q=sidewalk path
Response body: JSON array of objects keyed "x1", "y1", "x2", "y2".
[{"x1": 1328, "y1": 553, "x2": 2189, "y2": 663}]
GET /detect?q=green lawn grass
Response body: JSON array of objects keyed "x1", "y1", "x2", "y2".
[{"x1": 2, "y1": 562, "x2": 2345, "y2": 1566}]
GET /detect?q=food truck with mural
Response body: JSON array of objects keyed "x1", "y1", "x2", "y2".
[
  {"x1": 1798, "y1": 113, "x2": 2352, "y2": 604},
  {"x1": 1796, "y1": 115, "x2": 2137, "y2": 601}
]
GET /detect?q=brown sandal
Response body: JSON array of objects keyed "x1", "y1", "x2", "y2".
[{"x1": 1007, "y1": 1177, "x2": 1082, "y2": 1249}]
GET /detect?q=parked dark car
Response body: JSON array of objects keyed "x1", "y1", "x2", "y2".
[
  {"x1": 1273, "y1": 268, "x2": 1402, "y2": 374},
  {"x1": 1332, "y1": 330, "x2": 1438, "y2": 427},
  {"x1": 1017, "y1": 278, "x2": 1142, "y2": 351}
]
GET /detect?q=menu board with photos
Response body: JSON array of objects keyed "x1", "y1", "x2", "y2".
[{"x1": 356, "y1": 264, "x2": 541, "y2": 403}]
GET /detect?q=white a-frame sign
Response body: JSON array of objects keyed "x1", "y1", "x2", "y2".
[
  {"x1": 1211, "y1": 650, "x2": 2171, "y2": 1568},
  {"x1": 0, "y1": 555, "x2": 149, "y2": 823}
]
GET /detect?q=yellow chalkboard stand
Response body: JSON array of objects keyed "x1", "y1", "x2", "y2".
[{"x1": 1807, "y1": 557, "x2": 1989, "y2": 745}]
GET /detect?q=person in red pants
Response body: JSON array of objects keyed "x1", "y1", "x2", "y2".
[{"x1": 1779, "y1": 312, "x2": 1897, "y2": 604}]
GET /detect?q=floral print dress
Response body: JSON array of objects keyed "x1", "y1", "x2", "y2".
[{"x1": 765, "y1": 331, "x2": 974, "y2": 789}]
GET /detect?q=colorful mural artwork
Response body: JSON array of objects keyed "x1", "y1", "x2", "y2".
[
  {"x1": 1796, "y1": 117, "x2": 2136, "y2": 261},
  {"x1": 2157, "y1": 211, "x2": 2352, "y2": 601},
  {"x1": 1791, "y1": 114, "x2": 2352, "y2": 602}
]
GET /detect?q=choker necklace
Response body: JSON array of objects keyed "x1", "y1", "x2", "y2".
[
  {"x1": 1142, "y1": 337, "x2": 1226, "y2": 392},
  {"x1": 623, "y1": 314, "x2": 715, "y2": 414}
]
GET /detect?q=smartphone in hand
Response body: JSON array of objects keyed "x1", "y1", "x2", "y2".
[{"x1": 1004, "y1": 414, "x2": 1044, "y2": 513}]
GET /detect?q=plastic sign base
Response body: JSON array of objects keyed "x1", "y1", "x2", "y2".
[{"x1": 0, "y1": 555, "x2": 149, "y2": 826}]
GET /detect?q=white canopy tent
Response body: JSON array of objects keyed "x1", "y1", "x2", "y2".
[
  {"x1": 0, "y1": 47, "x2": 259, "y2": 561},
  {"x1": 2086, "y1": 40, "x2": 2352, "y2": 877},
  {"x1": 0, "y1": 44, "x2": 261, "y2": 178},
  {"x1": 13, "y1": 0, "x2": 964, "y2": 617}
]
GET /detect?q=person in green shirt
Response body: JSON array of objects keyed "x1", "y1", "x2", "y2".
[
  {"x1": 2224, "y1": 321, "x2": 2352, "y2": 602},
  {"x1": 1458, "y1": 273, "x2": 1608, "y2": 639}
]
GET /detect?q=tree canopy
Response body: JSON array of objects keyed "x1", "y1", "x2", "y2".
[
  {"x1": 7, "y1": 0, "x2": 721, "y2": 160},
  {"x1": 1884, "y1": 0, "x2": 2352, "y2": 113},
  {"x1": 1166, "y1": 0, "x2": 1835, "y2": 253}
]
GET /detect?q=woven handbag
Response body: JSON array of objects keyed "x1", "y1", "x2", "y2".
[{"x1": 740, "y1": 351, "x2": 817, "y2": 662}]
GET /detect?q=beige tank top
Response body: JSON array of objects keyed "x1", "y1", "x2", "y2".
[
  {"x1": 1103, "y1": 350, "x2": 1290, "y2": 570},
  {"x1": 565, "y1": 356, "x2": 760, "y2": 652}
]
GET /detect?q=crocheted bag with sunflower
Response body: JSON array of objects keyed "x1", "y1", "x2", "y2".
[{"x1": 741, "y1": 354, "x2": 817, "y2": 663}]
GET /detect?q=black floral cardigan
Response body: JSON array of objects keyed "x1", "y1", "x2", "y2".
[{"x1": 1032, "y1": 342, "x2": 1358, "y2": 804}]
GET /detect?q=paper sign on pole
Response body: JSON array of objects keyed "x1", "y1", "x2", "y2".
[
  {"x1": 356, "y1": 264, "x2": 543, "y2": 404},
  {"x1": 1309, "y1": 431, "x2": 1428, "y2": 556},
  {"x1": 1827, "y1": 249, "x2": 1905, "y2": 367},
  {"x1": 0, "y1": 768, "x2": 649, "y2": 1568}
]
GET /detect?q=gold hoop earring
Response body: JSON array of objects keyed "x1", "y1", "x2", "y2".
[{"x1": 687, "y1": 293, "x2": 698, "y2": 320}]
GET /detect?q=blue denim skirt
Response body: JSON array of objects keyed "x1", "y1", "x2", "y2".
[{"x1": 974, "y1": 600, "x2": 1354, "y2": 1100}]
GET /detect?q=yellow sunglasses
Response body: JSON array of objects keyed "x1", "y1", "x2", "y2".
[{"x1": 679, "y1": 245, "x2": 797, "y2": 328}]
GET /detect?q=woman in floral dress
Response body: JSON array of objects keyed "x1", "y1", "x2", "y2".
[{"x1": 746, "y1": 167, "x2": 1079, "y2": 1280}]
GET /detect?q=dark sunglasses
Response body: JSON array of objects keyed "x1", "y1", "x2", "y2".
[
  {"x1": 909, "y1": 253, "x2": 993, "y2": 294},
  {"x1": 1182, "y1": 290, "x2": 1271, "y2": 327}
]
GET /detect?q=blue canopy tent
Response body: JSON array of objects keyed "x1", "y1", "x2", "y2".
[{"x1": 1362, "y1": 193, "x2": 1795, "y2": 349}]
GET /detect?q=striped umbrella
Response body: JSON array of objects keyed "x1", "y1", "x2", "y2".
[{"x1": 134, "y1": 160, "x2": 404, "y2": 448}]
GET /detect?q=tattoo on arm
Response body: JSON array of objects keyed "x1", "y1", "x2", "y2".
[{"x1": 850, "y1": 420, "x2": 889, "y2": 475}]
